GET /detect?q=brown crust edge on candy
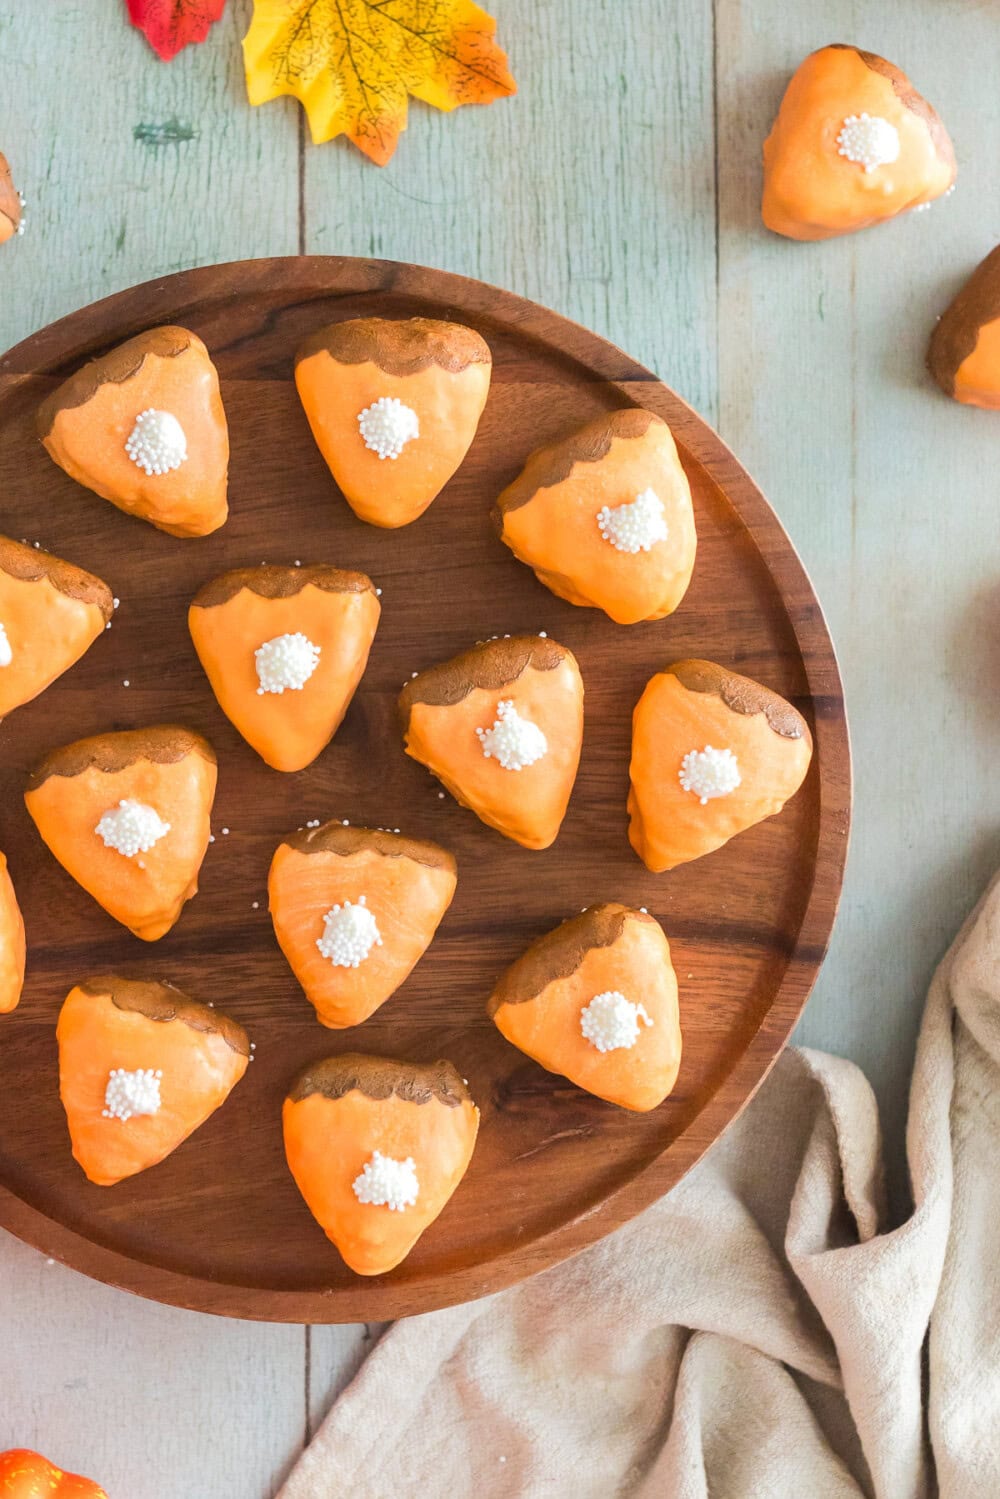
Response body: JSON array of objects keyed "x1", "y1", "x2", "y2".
[
  {"x1": 295, "y1": 316, "x2": 492, "y2": 377},
  {"x1": 79, "y1": 975, "x2": 249, "y2": 1057},
  {"x1": 0, "y1": 153, "x2": 20, "y2": 239},
  {"x1": 36, "y1": 325, "x2": 196, "y2": 438},
  {"x1": 487, "y1": 903, "x2": 659, "y2": 1013},
  {"x1": 27, "y1": 724, "x2": 216, "y2": 788},
  {"x1": 667, "y1": 659, "x2": 810, "y2": 742},
  {"x1": 191, "y1": 565, "x2": 377, "y2": 610},
  {"x1": 280, "y1": 821, "x2": 456, "y2": 874},
  {"x1": 829, "y1": 43, "x2": 957, "y2": 173},
  {"x1": 927, "y1": 245, "x2": 1000, "y2": 398},
  {"x1": 492, "y1": 408, "x2": 662, "y2": 524},
  {"x1": 287, "y1": 1052, "x2": 472, "y2": 1109},
  {"x1": 0, "y1": 535, "x2": 114, "y2": 619},
  {"x1": 398, "y1": 634, "x2": 571, "y2": 733}
]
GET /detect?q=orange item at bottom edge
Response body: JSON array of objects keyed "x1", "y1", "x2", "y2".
[{"x1": 0, "y1": 1449, "x2": 108, "y2": 1499}]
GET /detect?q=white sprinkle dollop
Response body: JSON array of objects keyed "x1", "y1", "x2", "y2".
[
  {"x1": 316, "y1": 895, "x2": 383, "y2": 967},
  {"x1": 357, "y1": 396, "x2": 419, "y2": 460},
  {"x1": 580, "y1": 991, "x2": 653, "y2": 1053},
  {"x1": 352, "y1": 1151, "x2": 419, "y2": 1211},
  {"x1": 95, "y1": 799, "x2": 170, "y2": 858},
  {"x1": 102, "y1": 1066, "x2": 162, "y2": 1121},
  {"x1": 596, "y1": 487, "x2": 668, "y2": 553},
  {"x1": 124, "y1": 408, "x2": 188, "y2": 476},
  {"x1": 476, "y1": 700, "x2": 548, "y2": 771},
  {"x1": 679, "y1": 745, "x2": 742, "y2": 805},
  {"x1": 836, "y1": 113, "x2": 900, "y2": 173},
  {"x1": 0, "y1": 623, "x2": 13, "y2": 667},
  {"x1": 255, "y1": 632, "x2": 321, "y2": 695}
]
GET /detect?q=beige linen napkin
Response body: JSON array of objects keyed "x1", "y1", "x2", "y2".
[{"x1": 280, "y1": 871, "x2": 1000, "y2": 1499}]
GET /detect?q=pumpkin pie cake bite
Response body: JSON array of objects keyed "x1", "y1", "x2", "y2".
[
  {"x1": 928, "y1": 246, "x2": 1000, "y2": 408},
  {"x1": 294, "y1": 316, "x2": 492, "y2": 528},
  {"x1": 0, "y1": 152, "x2": 23, "y2": 244},
  {"x1": 24, "y1": 725, "x2": 217, "y2": 941},
  {"x1": 283, "y1": 1053, "x2": 479, "y2": 1275},
  {"x1": 494, "y1": 408, "x2": 697, "y2": 625},
  {"x1": 57, "y1": 975, "x2": 249, "y2": 1186},
  {"x1": 269, "y1": 824, "x2": 457, "y2": 1028},
  {"x1": 37, "y1": 325, "x2": 229, "y2": 537},
  {"x1": 628, "y1": 660, "x2": 812, "y2": 873},
  {"x1": 0, "y1": 535, "x2": 113, "y2": 718},
  {"x1": 0, "y1": 853, "x2": 25, "y2": 1015},
  {"x1": 189, "y1": 565, "x2": 380, "y2": 772},
  {"x1": 762, "y1": 45, "x2": 956, "y2": 241},
  {"x1": 399, "y1": 634, "x2": 584, "y2": 850},
  {"x1": 489, "y1": 903, "x2": 681, "y2": 1112}
]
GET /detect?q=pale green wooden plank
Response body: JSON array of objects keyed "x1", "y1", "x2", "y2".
[
  {"x1": 0, "y1": 1229, "x2": 305, "y2": 1499},
  {"x1": 0, "y1": 2, "x2": 300, "y2": 353},
  {"x1": 717, "y1": 1, "x2": 1000, "y2": 1192}
]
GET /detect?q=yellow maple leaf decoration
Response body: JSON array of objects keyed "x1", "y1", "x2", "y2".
[{"x1": 243, "y1": 0, "x2": 516, "y2": 164}]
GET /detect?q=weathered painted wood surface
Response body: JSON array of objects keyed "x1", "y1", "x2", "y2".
[{"x1": 0, "y1": 0, "x2": 992, "y2": 1492}]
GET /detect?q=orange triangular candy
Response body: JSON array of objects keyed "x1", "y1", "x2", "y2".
[
  {"x1": 628, "y1": 660, "x2": 812, "y2": 872},
  {"x1": 0, "y1": 851, "x2": 25, "y2": 1014},
  {"x1": 0, "y1": 535, "x2": 112, "y2": 719},
  {"x1": 762, "y1": 45, "x2": 955, "y2": 240},
  {"x1": 283, "y1": 1054, "x2": 479, "y2": 1275},
  {"x1": 57, "y1": 976, "x2": 248, "y2": 1185},
  {"x1": 24, "y1": 725, "x2": 217, "y2": 941},
  {"x1": 399, "y1": 635, "x2": 584, "y2": 849},
  {"x1": 295, "y1": 317, "x2": 491, "y2": 528},
  {"x1": 269, "y1": 824, "x2": 457, "y2": 1028},
  {"x1": 38, "y1": 326, "x2": 229, "y2": 537},
  {"x1": 189, "y1": 565, "x2": 380, "y2": 772},
  {"x1": 489, "y1": 904, "x2": 682, "y2": 1112}
]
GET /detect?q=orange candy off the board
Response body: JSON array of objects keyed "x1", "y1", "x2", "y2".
[
  {"x1": 24, "y1": 725, "x2": 217, "y2": 941},
  {"x1": 294, "y1": 316, "x2": 492, "y2": 528},
  {"x1": 628, "y1": 660, "x2": 813, "y2": 873},
  {"x1": 0, "y1": 535, "x2": 113, "y2": 719},
  {"x1": 283, "y1": 1054, "x2": 480, "y2": 1275},
  {"x1": 269, "y1": 824, "x2": 457, "y2": 1029},
  {"x1": 928, "y1": 245, "x2": 1000, "y2": 409},
  {"x1": 490, "y1": 904, "x2": 682, "y2": 1113},
  {"x1": 37, "y1": 325, "x2": 229, "y2": 537},
  {"x1": 0, "y1": 1448, "x2": 108, "y2": 1499},
  {"x1": 494, "y1": 408, "x2": 697, "y2": 625},
  {"x1": 399, "y1": 635, "x2": 584, "y2": 850},
  {"x1": 0, "y1": 852, "x2": 25, "y2": 1014},
  {"x1": 57, "y1": 977, "x2": 249, "y2": 1186},
  {"x1": 189, "y1": 565, "x2": 381, "y2": 772},
  {"x1": 762, "y1": 44, "x2": 956, "y2": 241}
]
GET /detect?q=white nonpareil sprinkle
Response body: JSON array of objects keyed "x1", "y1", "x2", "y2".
[
  {"x1": 580, "y1": 991, "x2": 653, "y2": 1053},
  {"x1": 357, "y1": 396, "x2": 419, "y2": 460},
  {"x1": 0, "y1": 623, "x2": 12, "y2": 667},
  {"x1": 836, "y1": 113, "x2": 900, "y2": 173},
  {"x1": 102, "y1": 1067, "x2": 162, "y2": 1121},
  {"x1": 596, "y1": 487, "x2": 669, "y2": 554},
  {"x1": 476, "y1": 700, "x2": 548, "y2": 771},
  {"x1": 95, "y1": 799, "x2": 170, "y2": 858},
  {"x1": 255, "y1": 632, "x2": 321, "y2": 695},
  {"x1": 316, "y1": 895, "x2": 383, "y2": 967},
  {"x1": 678, "y1": 745, "x2": 742, "y2": 805},
  {"x1": 352, "y1": 1151, "x2": 419, "y2": 1212},
  {"x1": 124, "y1": 408, "x2": 188, "y2": 476}
]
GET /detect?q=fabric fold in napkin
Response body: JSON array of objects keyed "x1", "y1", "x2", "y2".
[{"x1": 281, "y1": 870, "x2": 1000, "y2": 1499}]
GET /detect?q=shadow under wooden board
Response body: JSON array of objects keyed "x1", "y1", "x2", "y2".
[{"x1": 0, "y1": 257, "x2": 850, "y2": 1322}]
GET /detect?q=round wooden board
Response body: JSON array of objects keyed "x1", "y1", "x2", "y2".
[{"x1": 0, "y1": 258, "x2": 849, "y2": 1322}]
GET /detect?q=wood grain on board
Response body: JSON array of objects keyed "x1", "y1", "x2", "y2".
[{"x1": 0, "y1": 257, "x2": 848, "y2": 1322}]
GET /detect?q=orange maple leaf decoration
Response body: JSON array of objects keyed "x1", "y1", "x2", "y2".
[{"x1": 242, "y1": 0, "x2": 515, "y2": 164}]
